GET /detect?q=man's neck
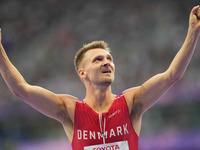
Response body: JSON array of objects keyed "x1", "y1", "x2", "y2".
[{"x1": 84, "y1": 85, "x2": 115, "y2": 113}]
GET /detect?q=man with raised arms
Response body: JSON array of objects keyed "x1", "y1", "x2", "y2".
[{"x1": 1, "y1": 5, "x2": 200, "y2": 150}]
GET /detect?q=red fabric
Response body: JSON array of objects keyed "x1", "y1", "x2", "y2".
[{"x1": 71, "y1": 94, "x2": 138, "y2": 150}]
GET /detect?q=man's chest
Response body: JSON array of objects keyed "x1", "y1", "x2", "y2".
[{"x1": 76, "y1": 107, "x2": 131, "y2": 142}]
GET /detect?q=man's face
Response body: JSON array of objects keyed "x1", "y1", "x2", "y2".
[{"x1": 79, "y1": 48, "x2": 115, "y2": 86}]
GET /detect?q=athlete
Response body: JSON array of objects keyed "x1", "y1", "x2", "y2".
[{"x1": 1, "y1": 6, "x2": 200, "y2": 150}]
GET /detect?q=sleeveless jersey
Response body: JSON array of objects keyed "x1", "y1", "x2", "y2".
[{"x1": 71, "y1": 94, "x2": 139, "y2": 150}]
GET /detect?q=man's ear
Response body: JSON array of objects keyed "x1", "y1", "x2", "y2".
[{"x1": 79, "y1": 69, "x2": 87, "y2": 79}]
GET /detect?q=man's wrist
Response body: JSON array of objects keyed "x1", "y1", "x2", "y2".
[{"x1": 188, "y1": 26, "x2": 200, "y2": 39}]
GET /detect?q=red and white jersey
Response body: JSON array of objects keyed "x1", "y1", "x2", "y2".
[{"x1": 71, "y1": 94, "x2": 138, "y2": 150}]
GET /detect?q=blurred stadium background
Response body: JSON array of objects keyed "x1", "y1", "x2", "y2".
[{"x1": 0, "y1": 0, "x2": 200, "y2": 149}]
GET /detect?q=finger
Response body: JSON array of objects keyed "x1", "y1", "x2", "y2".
[{"x1": 191, "y1": 5, "x2": 200, "y2": 14}]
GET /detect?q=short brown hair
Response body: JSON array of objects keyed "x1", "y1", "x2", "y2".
[{"x1": 74, "y1": 41, "x2": 110, "y2": 73}]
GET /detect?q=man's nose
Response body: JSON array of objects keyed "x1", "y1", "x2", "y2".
[{"x1": 103, "y1": 62, "x2": 110, "y2": 67}]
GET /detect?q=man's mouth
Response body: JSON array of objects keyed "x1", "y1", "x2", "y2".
[{"x1": 102, "y1": 69, "x2": 111, "y2": 73}]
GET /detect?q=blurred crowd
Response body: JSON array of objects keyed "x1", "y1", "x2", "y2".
[{"x1": 0, "y1": 0, "x2": 200, "y2": 149}]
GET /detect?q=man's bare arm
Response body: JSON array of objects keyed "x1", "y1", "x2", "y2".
[
  {"x1": 0, "y1": 29, "x2": 76, "y2": 122},
  {"x1": 124, "y1": 6, "x2": 200, "y2": 116}
]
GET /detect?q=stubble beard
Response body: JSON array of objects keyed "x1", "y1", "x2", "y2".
[{"x1": 93, "y1": 77, "x2": 114, "y2": 87}]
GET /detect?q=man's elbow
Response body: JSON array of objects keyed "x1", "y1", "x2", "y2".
[
  {"x1": 11, "y1": 83, "x2": 29, "y2": 100},
  {"x1": 167, "y1": 71, "x2": 183, "y2": 85}
]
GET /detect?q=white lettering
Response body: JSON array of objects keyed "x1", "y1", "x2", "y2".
[
  {"x1": 109, "y1": 129, "x2": 116, "y2": 138},
  {"x1": 108, "y1": 110, "x2": 120, "y2": 118},
  {"x1": 90, "y1": 131, "x2": 96, "y2": 139},
  {"x1": 98, "y1": 132, "x2": 103, "y2": 139},
  {"x1": 123, "y1": 124, "x2": 129, "y2": 134},
  {"x1": 116, "y1": 126, "x2": 122, "y2": 136},
  {"x1": 83, "y1": 130, "x2": 88, "y2": 139},
  {"x1": 78, "y1": 130, "x2": 82, "y2": 139},
  {"x1": 77, "y1": 124, "x2": 129, "y2": 140}
]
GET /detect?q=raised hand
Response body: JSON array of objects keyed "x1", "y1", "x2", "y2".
[{"x1": 189, "y1": 5, "x2": 200, "y2": 34}]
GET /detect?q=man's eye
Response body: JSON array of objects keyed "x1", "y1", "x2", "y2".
[
  {"x1": 95, "y1": 58, "x2": 102, "y2": 61},
  {"x1": 107, "y1": 57, "x2": 112, "y2": 61}
]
